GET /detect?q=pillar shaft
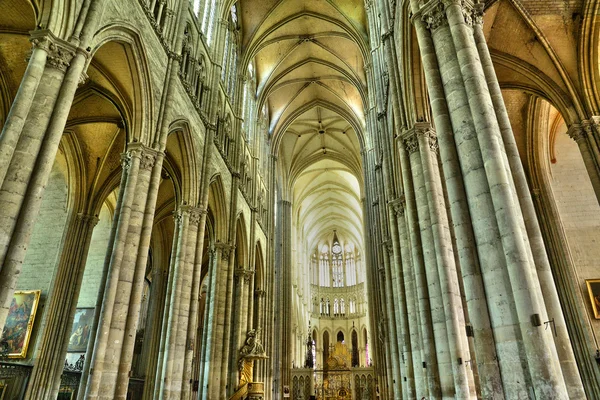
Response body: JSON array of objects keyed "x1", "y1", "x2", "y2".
[
  {"x1": 24, "y1": 213, "x2": 98, "y2": 399},
  {"x1": 416, "y1": 125, "x2": 474, "y2": 398},
  {"x1": 84, "y1": 144, "x2": 162, "y2": 400},
  {"x1": 472, "y1": 15, "x2": 585, "y2": 398},
  {"x1": 404, "y1": 133, "x2": 455, "y2": 397}
]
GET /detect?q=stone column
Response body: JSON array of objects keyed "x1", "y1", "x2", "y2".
[
  {"x1": 410, "y1": 15, "x2": 503, "y2": 391},
  {"x1": 471, "y1": 8, "x2": 585, "y2": 397},
  {"x1": 196, "y1": 248, "x2": 215, "y2": 398},
  {"x1": 140, "y1": 238, "x2": 170, "y2": 400},
  {"x1": 414, "y1": 0, "x2": 569, "y2": 397},
  {"x1": 412, "y1": 5, "x2": 522, "y2": 397},
  {"x1": 228, "y1": 266, "x2": 251, "y2": 389},
  {"x1": 403, "y1": 130, "x2": 455, "y2": 397},
  {"x1": 157, "y1": 205, "x2": 202, "y2": 398},
  {"x1": 24, "y1": 213, "x2": 98, "y2": 399},
  {"x1": 220, "y1": 241, "x2": 237, "y2": 399},
  {"x1": 151, "y1": 212, "x2": 182, "y2": 400},
  {"x1": 391, "y1": 198, "x2": 424, "y2": 397},
  {"x1": 277, "y1": 199, "x2": 293, "y2": 396},
  {"x1": 253, "y1": 289, "x2": 266, "y2": 382},
  {"x1": 84, "y1": 143, "x2": 163, "y2": 400},
  {"x1": 181, "y1": 207, "x2": 208, "y2": 400},
  {"x1": 416, "y1": 124, "x2": 474, "y2": 398},
  {"x1": 0, "y1": 36, "x2": 49, "y2": 185},
  {"x1": 444, "y1": 1, "x2": 567, "y2": 397},
  {"x1": 0, "y1": 31, "x2": 85, "y2": 332},
  {"x1": 395, "y1": 139, "x2": 440, "y2": 399},
  {"x1": 204, "y1": 242, "x2": 233, "y2": 400}
]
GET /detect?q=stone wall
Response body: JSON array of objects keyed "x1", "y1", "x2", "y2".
[
  {"x1": 76, "y1": 204, "x2": 113, "y2": 309},
  {"x1": 550, "y1": 121, "x2": 600, "y2": 345}
]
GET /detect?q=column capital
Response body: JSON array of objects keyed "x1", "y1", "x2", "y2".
[
  {"x1": 76, "y1": 213, "x2": 100, "y2": 227},
  {"x1": 255, "y1": 289, "x2": 267, "y2": 298},
  {"x1": 215, "y1": 241, "x2": 235, "y2": 261},
  {"x1": 415, "y1": 122, "x2": 439, "y2": 153},
  {"x1": 401, "y1": 130, "x2": 419, "y2": 155},
  {"x1": 381, "y1": 240, "x2": 394, "y2": 256},
  {"x1": 235, "y1": 267, "x2": 254, "y2": 283},
  {"x1": 567, "y1": 124, "x2": 588, "y2": 143},
  {"x1": 471, "y1": 1, "x2": 485, "y2": 26},
  {"x1": 387, "y1": 196, "x2": 406, "y2": 217},
  {"x1": 420, "y1": 2, "x2": 448, "y2": 31},
  {"x1": 29, "y1": 30, "x2": 78, "y2": 73},
  {"x1": 122, "y1": 142, "x2": 162, "y2": 171},
  {"x1": 178, "y1": 205, "x2": 207, "y2": 225}
]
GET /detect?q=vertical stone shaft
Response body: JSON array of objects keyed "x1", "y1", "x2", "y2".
[
  {"x1": 140, "y1": 242, "x2": 169, "y2": 400},
  {"x1": 472, "y1": 14, "x2": 586, "y2": 399},
  {"x1": 181, "y1": 209, "x2": 207, "y2": 400},
  {"x1": 0, "y1": 45, "x2": 47, "y2": 185},
  {"x1": 219, "y1": 243, "x2": 236, "y2": 398},
  {"x1": 84, "y1": 145, "x2": 160, "y2": 400},
  {"x1": 0, "y1": 37, "x2": 77, "y2": 331},
  {"x1": 24, "y1": 213, "x2": 98, "y2": 399},
  {"x1": 387, "y1": 207, "x2": 415, "y2": 400},
  {"x1": 409, "y1": 10, "x2": 503, "y2": 397},
  {"x1": 443, "y1": 2, "x2": 568, "y2": 397},
  {"x1": 228, "y1": 268, "x2": 247, "y2": 389},
  {"x1": 393, "y1": 199, "x2": 424, "y2": 396},
  {"x1": 153, "y1": 217, "x2": 183, "y2": 400},
  {"x1": 197, "y1": 249, "x2": 215, "y2": 398},
  {"x1": 420, "y1": 7, "x2": 529, "y2": 396},
  {"x1": 404, "y1": 132, "x2": 454, "y2": 397},
  {"x1": 279, "y1": 200, "x2": 293, "y2": 395},
  {"x1": 416, "y1": 125, "x2": 473, "y2": 399},
  {"x1": 397, "y1": 141, "x2": 439, "y2": 398},
  {"x1": 78, "y1": 165, "x2": 130, "y2": 400},
  {"x1": 158, "y1": 207, "x2": 191, "y2": 398},
  {"x1": 204, "y1": 243, "x2": 231, "y2": 399},
  {"x1": 114, "y1": 151, "x2": 163, "y2": 400},
  {"x1": 173, "y1": 210, "x2": 199, "y2": 398}
]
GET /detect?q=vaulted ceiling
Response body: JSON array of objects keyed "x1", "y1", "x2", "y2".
[{"x1": 239, "y1": 0, "x2": 369, "y2": 253}]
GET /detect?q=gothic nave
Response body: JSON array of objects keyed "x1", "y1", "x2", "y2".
[{"x1": 0, "y1": 0, "x2": 599, "y2": 399}]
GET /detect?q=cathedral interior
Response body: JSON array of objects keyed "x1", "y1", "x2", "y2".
[{"x1": 0, "y1": 0, "x2": 600, "y2": 399}]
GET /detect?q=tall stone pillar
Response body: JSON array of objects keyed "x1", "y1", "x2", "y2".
[
  {"x1": 471, "y1": 8, "x2": 585, "y2": 397},
  {"x1": 395, "y1": 140, "x2": 440, "y2": 399},
  {"x1": 24, "y1": 213, "x2": 98, "y2": 399},
  {"x1": 157, "y1": 205, "x2": 202, "y2": 399},
  {"x1": 277, "y1": 199, "x2": 293, "y2": 396},
  {"x1": 204, "y1": 242, "x2": 233, "y2": 400},
  {"x1": 403, "y1": 130, "x2": 455, "y2": 397},
  {"x1": 197, "y1": 248, "x2": 216, "y2": 398},
  {"x1": 412, "y1": 0, "x2": 570, "y2": 397},
  {"x1": 181, "y1": 207, "x2": 209, "y2": 400},
  {"x1": 0, "y1": 30, "x2": 88, "y2": 333},
  {"x1": 84, "y1": 143, "x2": 163, "y2": 400},
  {"x1": 389, "y1": 198, "x2": 423, "y2": 398},
  {"x1": 415, "y1": 124, "x2": 474, "y2": 398},
  {"x1": 228, "y1": 266, "x2": 253, "y2": 389}
]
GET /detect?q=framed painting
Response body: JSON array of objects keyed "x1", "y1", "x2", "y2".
[
  {"x1": 67, "y1": 308, "x2": 94, "y2": 352},
  {"x1": 585, "y1": 279, "x2": 600, "y2": 319},
  {"x1": 0, "y1": 290, "x2": 40, "y2": 358}
]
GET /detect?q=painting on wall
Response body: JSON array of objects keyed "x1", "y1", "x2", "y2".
[
  {"x1": 67, "y1": 308, "x2": 94, "y2": 352},
  {"x1": 0, "y1": 290, "x2": 41, "y2": 358},
  {"x1": 586, "y1": 279, "x2": 600, "y2": 319}
]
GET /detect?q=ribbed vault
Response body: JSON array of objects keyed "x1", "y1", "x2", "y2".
[{"x1": 239, "y1": 0, "x2": 368, "y2": 258}]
